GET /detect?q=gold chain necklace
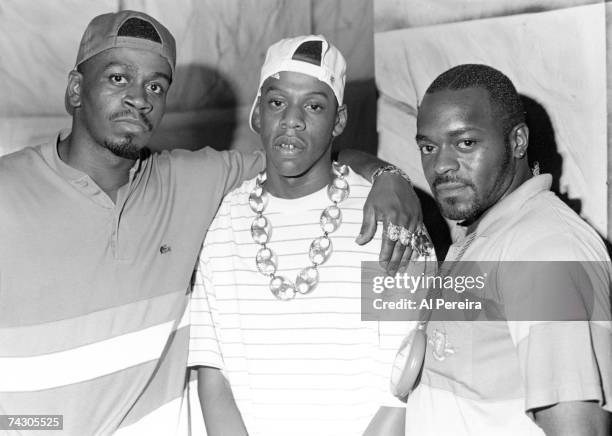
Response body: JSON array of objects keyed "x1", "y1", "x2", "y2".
[{"x1": 249, "y1": 162, "x2": 350, "y2": 300}]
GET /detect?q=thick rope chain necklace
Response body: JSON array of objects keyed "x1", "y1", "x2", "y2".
[{"x1": 248, "y1": 162, "x2": 350, "y2": 300}]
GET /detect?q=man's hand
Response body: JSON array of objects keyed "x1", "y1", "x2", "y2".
[
  {"x1": 335, "y1": 149, "x2": 426, "y2": 275},
  {"x1": 357, "y1": 172, "x2": 423, "y2": 275}
]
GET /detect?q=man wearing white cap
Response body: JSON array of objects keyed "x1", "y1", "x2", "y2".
[
  {"x1": 189, "y1": 35, "x2": 434, "y2": 436},
  {"x1": 1, "y1": 11, "x2": 426, "y2": 436}
]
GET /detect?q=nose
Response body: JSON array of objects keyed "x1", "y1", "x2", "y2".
[
  {"x1": 123, "y1": 83, "x2": 152, "y2": 114},
  {"x1": 432, "y1": 145, "x2": 459, "y2": 175},
  {"x1": 280, "y1": 104, "x2": 305, "y2": 131}
]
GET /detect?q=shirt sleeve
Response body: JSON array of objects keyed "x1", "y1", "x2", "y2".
[
  {"x1": 168, "y1": 146, "x2": 265, "y2": 209},
  {"x1": 510, "y1": 320, "x2": 612, "y2": 414},
  {"x1": 500, "y1": 243, "x2": 612, "y2": 414},
  {"x1": 188, "y1": 247, "x2": 224, "y2": 370},
  {"x1": 217, "y1": 148, "x2": 265, "y2": 197}
]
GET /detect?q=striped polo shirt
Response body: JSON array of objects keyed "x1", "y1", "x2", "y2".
[
  {"x1": 0, "y1": 134, "x2": 264, "y2": 435},
  {"x1": 189, "y1": 169, "x2": 432, "y2": 436}
]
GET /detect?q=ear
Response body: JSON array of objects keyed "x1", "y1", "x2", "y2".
[
  {"x1": 66, "y1": 70, "x2": 83, "y2": 111},
  {"x1": 332, "y1": 104, "x2": 348, "y2": 137},
  {"x1": 509, "y1": 122, "x2": 529, "y2": 158},
  {"x1": 251, "y1": 97, "x2": 262, "y2": 133}
]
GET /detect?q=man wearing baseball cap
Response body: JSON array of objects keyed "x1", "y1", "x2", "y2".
[
  {"x1": 0, "y1": 10, "x2": 266, "y2": 435},
  {"x1": 0, "y1": 11, "x2": 425, "y2": 436},
  {"x1": 189, "y1": 35, "x2": 434, "y2": 436}
]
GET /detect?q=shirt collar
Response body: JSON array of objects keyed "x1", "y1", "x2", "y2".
[
  {"x1": 445, "y1": 174, "x2": 552, "y2": 260},
  {"x1": 473, "y1": 174, "x2": 552, "y2": 237},
  {"x1": 43, "y1": 130, "x2": 143, "y2": 183}
]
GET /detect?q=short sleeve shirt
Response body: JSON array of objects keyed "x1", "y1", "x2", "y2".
[{"x1": 0, "y1": 134, "x2": 264, "y2": 435}]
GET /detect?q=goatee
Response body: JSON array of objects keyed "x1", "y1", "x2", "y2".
[{"x1": 104, "y1": 136, "x2": 149, "y2": 160}]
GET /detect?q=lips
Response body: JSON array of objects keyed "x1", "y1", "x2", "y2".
[
  {"x1": 434, "y1": 183, "x2": 473, "y2": 201},
  {"x1": 435, "y1": 182, "x2": 466, "y2": 191},
  {"x1": 273, "y1": 136, "x2": 305, "y2": 154},
  {"x1": 114, "y1": 118, "x2": 148, "y2": 131}
]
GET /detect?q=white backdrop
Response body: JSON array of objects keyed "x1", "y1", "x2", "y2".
[
  {"x1": 375, "y1": 3, "x2": 608, "y2": 238},
  {"x1": 0, "y1": 0, "x2": 375, "y2": 155}
]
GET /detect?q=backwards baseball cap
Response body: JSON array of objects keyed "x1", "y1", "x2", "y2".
[
  {"x1": 65, "y1": 10, "x2": 176, "y2": 114},
  {"x1": 249, "y1": 34, "x2": 347, "y2": 132}
]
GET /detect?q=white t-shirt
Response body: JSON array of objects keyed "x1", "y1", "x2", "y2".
[{"x1": 189, "y1": 169, "x2": 427, "y2": 436}]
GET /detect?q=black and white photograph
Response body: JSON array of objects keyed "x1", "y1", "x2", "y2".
[{"x1": 1, "y1": 1, "x2": 611, "y2": 435}]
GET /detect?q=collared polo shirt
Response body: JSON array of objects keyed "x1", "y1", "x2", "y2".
[
  {"x1": 0, "y1": 134, "x2": 264, "y2": 435},
  {"x1": 404, "y1": 175, "x2": 612, "y2": 435}
]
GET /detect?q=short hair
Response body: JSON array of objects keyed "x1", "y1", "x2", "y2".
[{"x1": 425, "y1": 64, "x2": 525, "y2": 135}]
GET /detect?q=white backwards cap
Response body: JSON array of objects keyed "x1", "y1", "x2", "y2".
[{"x1": 249, "y1": 34, "x2": 347, "y2": 132}]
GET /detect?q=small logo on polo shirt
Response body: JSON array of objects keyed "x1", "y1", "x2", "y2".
[
  {"x1": 160, "y1": 244, "x2": 172, "y2": 254},
  {"x1": 429, "y1": 329, "x2": 455, "y2": 361}
]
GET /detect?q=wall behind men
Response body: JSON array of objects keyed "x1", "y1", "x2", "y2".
[
  {"x1": 0, "y1": 0, "x2": 375, "y2": 155},
  {"x1": 374, "y1": 1, "x2": 609, "y2": 240}
]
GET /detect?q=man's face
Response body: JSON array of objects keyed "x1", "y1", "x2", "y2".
[
  {"x1": 74, "y1": 47, "x2": 171, "y2": 159},
  {"x1": 253, "y1": 71, "x2": 346, "y2": 180},
  {"x1": 416, "y1": 87, "x2": 515, "y2": 222}
]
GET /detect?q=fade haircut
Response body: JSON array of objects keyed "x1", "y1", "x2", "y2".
[{"x1": 425, "y1": 64, "x2": 525, "y2": 137}]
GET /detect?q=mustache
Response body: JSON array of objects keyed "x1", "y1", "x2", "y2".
[
  {"x1": 109, "y1": 110, "x2": 153, "y2": 131},
  {"x1": 432, "y1": 175, "x2": 473, "y2": 188}
]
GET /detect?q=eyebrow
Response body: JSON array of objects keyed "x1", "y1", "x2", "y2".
[
  {"x1": 103, "y1": 62, "x2": 133, "y2": 72},
  {"x1": 152, "y1": 72, "x2": 172, "y2": 84},
  {"x1": 446, "y1": 126, "x2": 485, "y2": 136},
  {"x1": 415, "y1": 126, "x2": 485, "y2": 142}
]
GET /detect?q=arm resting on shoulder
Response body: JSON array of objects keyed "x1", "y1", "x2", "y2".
[
  {"x1": 534, "y1": 401, "x2": 610, "y2": 436},
  {"x1": 337, "y1": 148, "x2": 387, "y2": 182},
  {"x1": 337, "y1": 149, "x2": 424, "y2": 275},
  {"x1": 197, "y1": 366, "x2": 249, "y2": 436},
  {"x1": 219, "y1": 149, "x2": 266, "y2": 196}
]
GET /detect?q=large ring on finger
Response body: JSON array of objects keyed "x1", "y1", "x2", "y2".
[
  {"x1": 399, "y1": 227, "x2": 414, "y2": 246},
  {"x1": 386, "y1": 222, "x2": 401, "y2": 241},
  {"x1": 412, "y1": 226, "x2": 434, "y2": 257}
]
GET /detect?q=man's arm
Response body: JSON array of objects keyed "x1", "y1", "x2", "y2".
[
  {"x1": 534, "y1": 401, "x2": 610, "y2": 436},
  {"x1": 197, "y1": 366, "x2": 249, "y2": 436},
  {"x1": 337, "y1": 149, "x2": 424, "y2": 275},
  {"x1": 189, "y1": 242, "x2": 248, "y2": 434},
  {"x1": 501, "y1": 253, "x2": 612, "y2": 436},
  {"x1": 219, "y1": 148, "x2": 266, "y2": 196},
  {"x1": 363, "y1": 406, "x2": 406, "y2": 436}
]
